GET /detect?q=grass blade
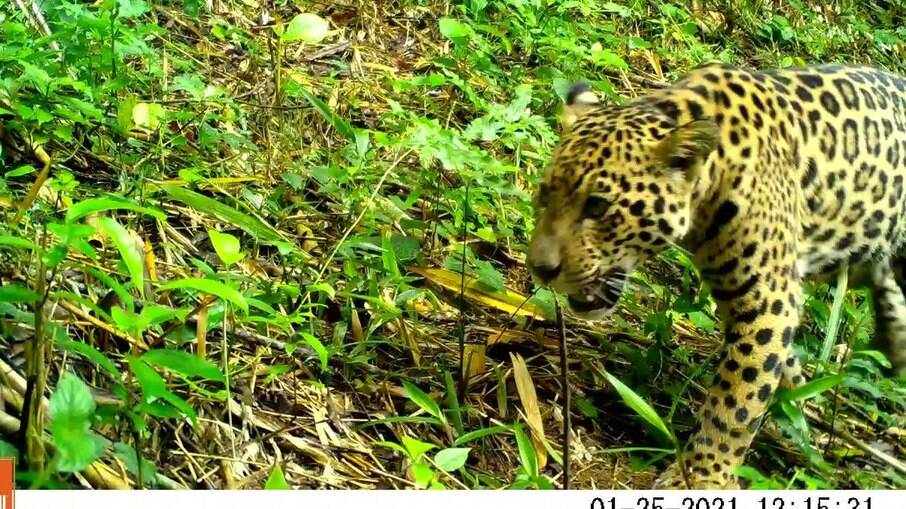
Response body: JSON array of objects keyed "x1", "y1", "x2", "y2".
[
  {"x1": 158, "y1": 277, "x2": 249, "y2": 313},
  {"x1": 159, "y1": 185, "x2": 284, "y2": 243},
  {"x1": 602, "y1": 369, "x2": 675, "y2": 443}
]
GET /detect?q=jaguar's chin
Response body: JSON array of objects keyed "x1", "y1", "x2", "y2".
[{"x1": 564, "y1": 270, "x2": 627, "y2": 320}]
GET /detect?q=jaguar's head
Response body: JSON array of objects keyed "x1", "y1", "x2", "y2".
[{"x1": 527, "y1": 84, "x2": 718, "y2": 318}]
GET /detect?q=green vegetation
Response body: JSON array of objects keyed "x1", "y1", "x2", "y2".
[{"x1": 0, "y1": 0, "x2": 904, "y2": 490}]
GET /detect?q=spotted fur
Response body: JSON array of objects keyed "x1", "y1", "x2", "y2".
[{"x1": 527, "y1": 63, "x2": 906, "y2": 488}]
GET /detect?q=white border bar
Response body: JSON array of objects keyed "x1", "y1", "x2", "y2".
[{"x1": 14, "y1": 489, "x2": 906, "y2": 509}]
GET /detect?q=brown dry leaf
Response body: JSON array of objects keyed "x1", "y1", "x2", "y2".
[
  {"x1": 510, "y1": 352, "x2": 548, "y2": 469},
  {"x1": 397, "y1": 317, "x2": 421, "y2": 366},
  {"x1": 409, "y1": 267, "x2": 549, "y2": 321},
  {"x1": 462, "y1": 343, "x2": 486, "y2": 381},
  {"x1": 196, "y1": 300, "x2": 209, "y2": 358},
  {"x1": 349, "y1": 306, "x2": 364, "y2": 342}
]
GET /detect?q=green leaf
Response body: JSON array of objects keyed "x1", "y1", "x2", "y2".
[
  {"x1": 401, "y1": 436, "x2": 436, "y2": 462},
  {"x1": 265, "y1": 464, "x2": 290, "y2": 489},
  {"x1": 0, "y1": 235, "x2": 37, "y2": 251},
  {"x1": 780, "y1": 374, "x2": 845, "y2": 402},
  {"x1": 282, "y1": 13, "x2": 331, "y2": 43},
  {"x1": 402, "y1": 381, "x2": 446, "y2": 424},
  {"x1": 602, "y1": 370, "x2": 674, "y2": 443},
  {"x1": 128, "y1": 356, "x2": 168, "y2": 397},
  {"x1": 301, "y1": 333, "x2": 329, "y2": 372},
  {"x1": 158, "y1": 277, "x2": 249, "y2": 313},
  {"x1": 474, "y1": 259, "x2": 504, "y2": 292},
  {"x1": 128, "y1": 357, "x2": 198, "y2": 424},
  {"x1": 779, "y1": 399, "x2": 809, "y2": 436},
  {"x1": 96, "y1": 217, "x2": 145, "y2": 299},
  {"x1": 439, "y1": 18, "x2": 471, "y2": 39},
  {"x1": 56, "y1": 337, "x2": 122, "y2": 379},
  {"x1": 50, "y1": 372, "x2": 107, "y2": 472},
  {"x1": 0, "y1": 284, "x2": 40, "y2": 304},
  {"x1": 306, "y1": 282, "x2": 335, "y2": 300},
  {"x1": 5, "y1": 164, "x2": 35, "y2": 178},
  {"x1": 513, "y1": 424, "x2": 538, "y2": 478},
  {"x1": 141, "y1": 349, "x2": 225, "y2": 382},
  {"x1": 295, "y1": 87, "x2": 355, "y2": 140},
  {"x1": 132, "y1": 102, "x2": 166, "y2": 129},
  {"x1": 453, "y1": 425, "x2": 510, "y2": 446},
  {"x1": 208, "y1": 230, "x2": 245, "y2": 267},
  {"x1": 0, "y1": 440, "x2": 18, "y2": 460},
  {"x1": 434, "y1": 447, "x2": 470, "y2": 472},
  {"x1": 160, "y1": 185, "x2": 283, "y2": 243},
  {"x1": 112, "y1": 442, "x2": 158, "y2": 487},
  {"x1": 66, "y1": 196, "x2": 166, "y2": 223},
  {"x1": 381, "y1": 230, "x2": 400, "y2": 277},
  {"x1": 411, "y1": 462, "x2": 435, "y2": 488}
]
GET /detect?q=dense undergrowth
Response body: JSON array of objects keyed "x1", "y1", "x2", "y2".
[{"x1": 0, "y1": 0, "x2": 904, "y2": 490}]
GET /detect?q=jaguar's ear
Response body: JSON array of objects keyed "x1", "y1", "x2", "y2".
[
  {"x1": 560, "y1": 82, "x2": 600, "y2": 130},
  {"x1": 655, "y1": 119, "x2": 719, "y2": 179}
]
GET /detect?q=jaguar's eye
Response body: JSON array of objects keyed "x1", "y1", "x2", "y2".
[{"x1": 582, "y1": 195, "x2": 610, "y2": 218}]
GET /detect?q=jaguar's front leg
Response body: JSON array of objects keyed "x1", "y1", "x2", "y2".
[{"x1": 655, "y1": 268, "x2": 801, "y2": 489}]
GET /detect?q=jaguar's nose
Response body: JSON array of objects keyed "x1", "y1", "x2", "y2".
[{"x1": 530, "y1": 261, "x2": 562, "y2": 283}]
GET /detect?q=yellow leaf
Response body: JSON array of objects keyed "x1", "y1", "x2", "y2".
[
  {"x1": 510, "y1": 353, "x2": 547, "y2": 469},
  {"x1": 132, "y1": 102, "x2": 165, "y2": 129},
  {"x1": 409, "y1": 267, "x2": 549, "y2": 321},
  {"x1": 462, "y1": 344, "x2": 486, "y2": 382}
]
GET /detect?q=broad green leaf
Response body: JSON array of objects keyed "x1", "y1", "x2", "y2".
[
  {"x1": 158, "y1": 277, "x2": 248, "y2": 313},
  {"x1": 56, "y1": 337, "x2": 122, "y2": 379},
  {"x1": 265, "y1": 464, "x2": 290, "y2": 489},
  {"x1": 513, "y1": 424, "x2": 538, "y2": 478},
  {"x1": 306, "y1": 283, "x2": 335, "y2": 299},
  {"x1": 128, "y1": 356, "x2": 168, "y2": 397},
  {"x1": 0, "y1": 235, "x2": 37, "y2": 251},
  {"x1": 780, "y1": 374, "x2": 845, "y2": 402},
  {"x1": 141, "y1": 349, "x2": 225, "y2": 382},
  {"x1": 132, "y1": 102, "x2": 166, "y2": 129},
  {"x1": 411, "y1": 462, "x2": 435, "y2": 488},
  {"x1": 779, "y1": 399, "x2": 809, "y2": 436},
  {"x1": 453, "y1": 425, "x2": 510, "y2": 446},
  {"x1": 434, "y1": 447, "x2": 470, "y2": 472},
  {"x1": 128, "y1": 357, "x2": 198, "y2": 424},
  {"x1": 65, "y1": 196, "x2": 166, "y2": 223},
  {"x1": 410, "y1": 463, "x2": 436, "y2": 489},
  {"x1": 301, "y1": 333, "x2": 329, "y2": 372},
  {"x1": 160, "y1": 185, "x2": 283, "y2": 243},
  {"x1": 5, "y1": 165, "x2": 35, "y2": 177},
  {"x1": 0, "y1": 440, "x2": 18, "y2": 460},
  {"x1": 401, "y1": 436, "x2": 436, "y2": 462},
  {"x1": 402, "y1": 380, "x2": 446, "y2": 424},
  {"x1": 439, "y1": 18, "x2": 471, "y2": 39},
  {"x1": 282, "y1": 13, "x2": 331, "y2": 43},
  {"x1": 97, "y1": 217, "x2": 145, "y2": 299},
  {"x1": 208, "y1": 230, "x2": 245, "y2": 267},
  {"x1": 50, "y1": 372, "x2": 107, "y2": 472},
  {"x1": 373, "y1": 440, "x2": 408, "y2": 456},
  {"x1": 602, "y1": 370, "x2": 674, "y2": 443},
  {"x1": 0, "y1": 284, "x2": 40, "y2": 304},
  {"x1": 112, "y1": 442, "x2": 158, "y2": 487},
  {"x1": 294, "y1": 87, "x2": 355, "y2": 140}
]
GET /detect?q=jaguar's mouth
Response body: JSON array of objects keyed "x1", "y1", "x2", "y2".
[{"x1": 564, "y1": 270, "x2": 628, "y2": 319}]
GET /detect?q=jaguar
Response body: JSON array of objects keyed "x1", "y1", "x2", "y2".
[{"x1": 527, "y1": 62, "x2": 906, "y2": 488}]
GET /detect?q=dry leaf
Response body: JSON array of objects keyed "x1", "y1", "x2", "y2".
[
  {"x1": 510, "y1": 352, "x2": 548, "y2": 469},
  {"x1": 462, "y1": 344, "x2": 486, "y2": 381},
  {"x1": 409, "y1": 267, "x2": 549, "y2": 320}
]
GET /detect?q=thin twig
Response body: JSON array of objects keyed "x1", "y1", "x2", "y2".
[{"x1": 555, "y1": 299, "x2": 570, "y2": 489}]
